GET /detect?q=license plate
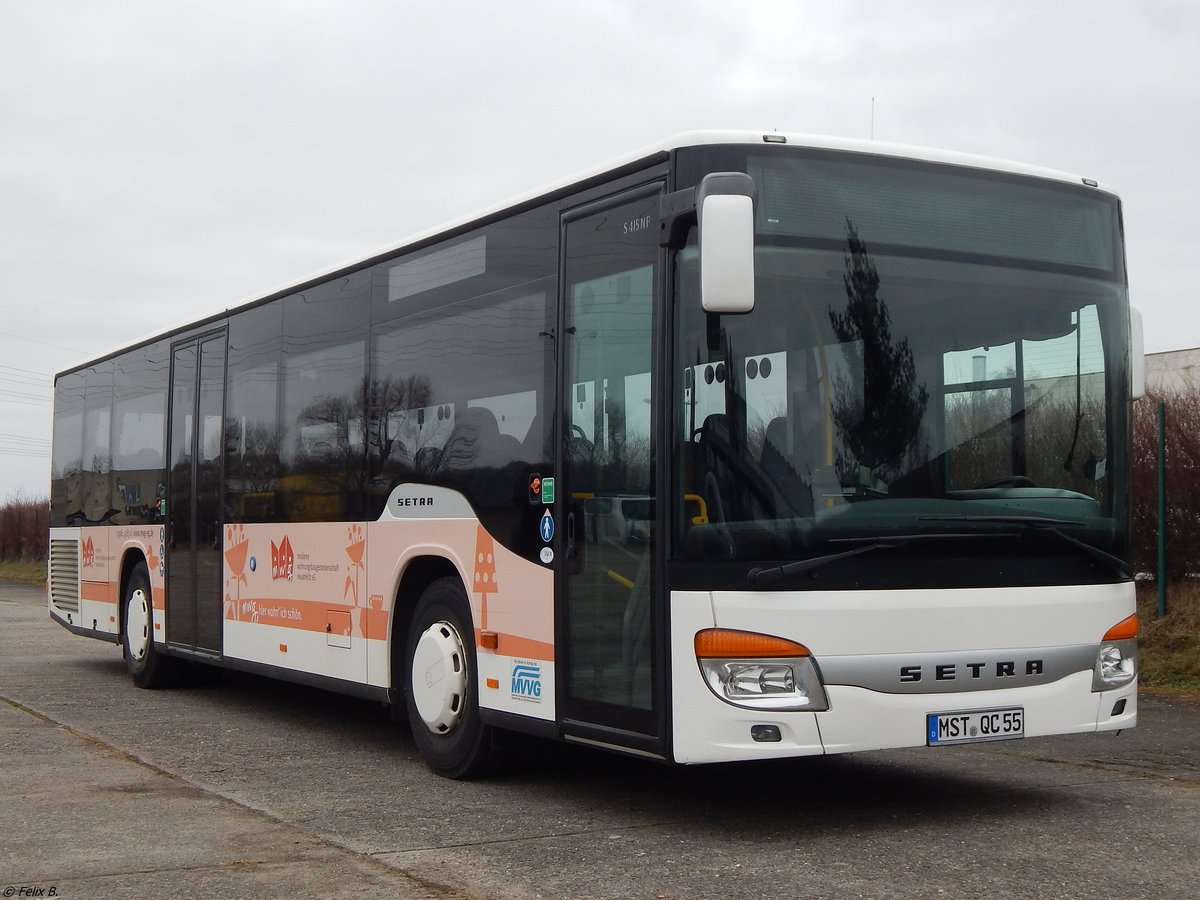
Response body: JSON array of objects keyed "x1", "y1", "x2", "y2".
[{"x1": 927, "y1": 707, "x2": 1024, "y2": 746}]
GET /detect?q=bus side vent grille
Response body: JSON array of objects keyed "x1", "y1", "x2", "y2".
[{"x1": 50, "y1": 539, "x2": 81, "y2": 614}]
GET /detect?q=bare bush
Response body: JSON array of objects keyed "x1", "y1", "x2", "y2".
[
  {"x1": 1132, "y1": 388, "x2": 1200, "y2": 579},
  {"x1": 0, "y1": 492, "x2": 50, "y2": 562}
]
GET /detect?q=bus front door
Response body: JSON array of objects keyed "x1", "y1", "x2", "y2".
[
  {"x1": 559, "y1": 186, "x2": 663, "y2": 755},
  {"x1": 166, "y1": 332, "x2": 226, "y2": 655}
]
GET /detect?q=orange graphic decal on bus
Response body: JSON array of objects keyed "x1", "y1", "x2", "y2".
[
  {"x1": 473, "y1": 524, "x2": 498, "y2": 633},
  {"x1": 271, "y1": 535, "x2": 294, "y2": 581},
  {"x1": 344, "y1": 523, "x2": 365, "y2": 606},
  {"x1": 224, "y1": 524, "x2": 249, "y2": 620}
]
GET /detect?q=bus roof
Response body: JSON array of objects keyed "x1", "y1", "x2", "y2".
[
  {"x1": 298, "y1": 130, "x2": 1116, "y2": 293},
  {"x1": 58, "y1": 130, "x2": 1117, "y2": 378}
]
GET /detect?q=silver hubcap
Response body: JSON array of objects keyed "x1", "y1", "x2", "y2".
[
  {"x1": 410, "y1": 620, "x2": 467, "y2": 734},
  {"x1": 126, "y1": 588, "x2": 150, "y2": 661}
]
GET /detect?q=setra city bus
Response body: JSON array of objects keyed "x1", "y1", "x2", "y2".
[{"x1": 48, "y1": 131, "x2": 1144, "y2": 778}]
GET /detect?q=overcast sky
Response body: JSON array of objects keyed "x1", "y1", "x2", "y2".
[{"x1": 2, "y1": 1, "x2": 1197, "y2": 500}]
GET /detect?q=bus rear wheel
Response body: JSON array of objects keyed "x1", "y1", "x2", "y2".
[
  {"x1": 404, "y1": 577, "x2": 496, "y2": 779},
  {"x1": 122, "y1": 563, "x2": 180, "y2": 689}
]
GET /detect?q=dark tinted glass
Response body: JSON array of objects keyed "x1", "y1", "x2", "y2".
[
  {"x1": 80, "y1": 362, "x2": 114, "y2": 523},
  {"x1": 369, "y1": 281, "x2": 553, "y2": 557},
  {"x1": 671, "y1": 145, "x2": 1132, "y2": 591},
  {"x1": 279, "y1": 273, "x2": 370, "y2": 521},
  {"x1": 225, "y1": 304, "x2": 283, "y2": 522},
  {"x1": 751, "y1": 155, "x2": 1119, "y2": 274},
  {"x1": 111, "y1": 340, "x2": 169, "y2": 525},
  {"x1": 370, "y1": 203, "x2": 557, "y2": 325},
  {"x1": 51, "y1": 372, "x2": 85, "y2": 526},
  {"x1": 168, "y1": 342, "x2": 197, "y2": 644},
  {"x1": 675, "y1": 146, "x2": 1124, "y2": 280}
]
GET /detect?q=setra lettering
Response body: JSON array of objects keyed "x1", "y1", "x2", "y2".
[{"x1": 900, "y1": 658, "x2": 1046, "y2": 683}]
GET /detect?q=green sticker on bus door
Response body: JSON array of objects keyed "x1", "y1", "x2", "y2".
[{"x1": 541, "y1": 477, "x2": 555, "y2": 504}]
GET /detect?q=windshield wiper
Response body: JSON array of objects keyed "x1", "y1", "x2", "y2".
[
  {"x1": 918, "y1": 514, "x2": 1130, "y2": 579},
  {"x1": 747, "y1": 533, "x2": 998, "y2": 587}
]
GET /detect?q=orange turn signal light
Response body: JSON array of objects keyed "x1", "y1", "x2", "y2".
[
  {"x1": 1103, "y1": 614, "x2": 1139, "y2": 641},
  {"x1": 695, "y1": 628, "x2": 810, "y2": 659}
]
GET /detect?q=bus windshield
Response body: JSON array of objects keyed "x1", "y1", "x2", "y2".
[{"x1": 674, "y1": 150, "x2": 1132, "y2": 586}]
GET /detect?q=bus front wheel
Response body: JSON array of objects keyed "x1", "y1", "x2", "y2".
[
  {"x1": 121, "y1": 563, "x2": 180, "y2": 689},
  {"x1": 404, "y1": 577, "x2": 496, "y2": 779}
]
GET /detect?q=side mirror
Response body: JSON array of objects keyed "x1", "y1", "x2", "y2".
[
  {"x1": 1130, "y1": 306, "x2": 1145, "y2": 400},
  {"x1": 697, "y1": 173, "x2": 756, "y2": 314}
]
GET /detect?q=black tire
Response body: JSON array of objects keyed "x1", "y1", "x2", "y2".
[
  {"x1": 121, "y1": 563, "x2": 181, "y2": 689},
  {"x1": 404, "y1": 577, "x2": 497, "y2": 779}
]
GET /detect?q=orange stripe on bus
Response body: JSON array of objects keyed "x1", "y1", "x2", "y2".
[
  {"x1": 173, "y1": 593, "x2": 550, "y2": 660},
  {"x1": 231, "y1": 597, "x2": 352, "y2": 634},
  {"x1": 474, "y1": 628, "x2": 555, "y2": 662},
  {"x1": 363, "y1": 609, "x2": 391, "y2": 641},
  {"x1": 80, "y1": 581, "x2": 114, "y2": 603},
  {"x1": 232, "y1": 596, "x2": 395, "y2": 642}
]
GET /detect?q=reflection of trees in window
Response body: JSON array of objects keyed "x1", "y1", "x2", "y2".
[
  {"x1": 364, "y1": 373, "x2": 434, "y2": 471},
  {"x1": 296, "y1": 396, "x2": 354, "y2": 462},
  {"x1": 829, "y1": 220, "x2": 928, "y2": 484},
  {"x1": 944, "y1": 389, "x2": 1108, "y2": 501},
  {"x1": 940, "y1": 339, "x2": 1111, "y2": 500},
  {"x1": 278, "y1": 335, "x2": 367, "y2": 521},
  {"x1": 224, "y1": 417, "x2": 284, "y2": 521},
  {"x1": 566, "y1": 391, "x2": 651, "y2": 499},
  {"x1": 290, "y1": 387, "x2": 365, "y2": 519},
  {"x1": 286, "y1": 373, "x2": 447, "y2": 518},
  {"x1": 619, "y1": 435, "x2": 652, "y2": 493},
  {"x1": 944, "y1": 390, "x2": 1014, "y2": 489},
  {"x1": 1028, "y1": 391, "x2": 1108, "y2": 501}
]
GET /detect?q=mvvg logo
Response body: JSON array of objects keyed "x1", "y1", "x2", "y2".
[
  {"x1": 81, "y1": 536, "x2": 95, "y2": 567},
  {"x1": 511, "y1": 662, "x2": 542, "y2": 702},
  {"x1": 270, "y1": 536, "x2": 294, "y2": 581}
]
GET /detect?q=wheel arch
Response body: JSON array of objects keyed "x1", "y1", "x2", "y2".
[
  {"x1": 388, "y1": 554, "x2": 465, "y2": 702},
  {"x1": 117, "y1": 547, "x2": 151, "y2": 640}
]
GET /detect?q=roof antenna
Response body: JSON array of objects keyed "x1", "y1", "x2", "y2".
[{"x1": 871, "y1": 96, "x2": 875, "y2": 140}]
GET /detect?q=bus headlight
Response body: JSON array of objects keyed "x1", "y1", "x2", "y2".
[
  {"x1": 728, "y1": 663, "x2": 795, "y2": 696},
  {"x1": 695, "y1": 629, "x2": 829, "y2": 711},
  {"x1": 1092, "y1": 639, "x2": 1137, "y2": 691},
  {"x1": 1092, "y1": 614, "x2": 1138, "y2": 692}
]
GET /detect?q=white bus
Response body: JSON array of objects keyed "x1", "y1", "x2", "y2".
[{"x1": 48, "y1": 131, "x2": 1143, "y2": 778}]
